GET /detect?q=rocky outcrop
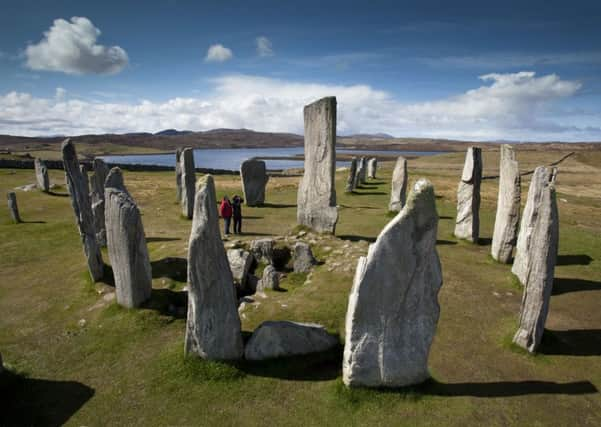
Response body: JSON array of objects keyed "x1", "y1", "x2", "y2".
[
  {"x1": 91, "y1": 158, "x2": 110, "y2": 246},
  {"x1": 343, "y1": 179, "x2": 442, "y2": 388},
  {"x1": 105, "y1": 168, "x2": 152, "y2": 308},
  {"x1": 240, "y1": 159, "x2": 268, "y2": 206},
  {"x1": 257, "y1": 265, "x2": 280, "y2": 291},
  {"x1": 293, "y1": 242, "x2": 316, "y2": 273},
  {"x1": 250, "y1": 238, "x2": 275, "y2": 265},
  {"x1": 175, "y1": 148, "x2": 183, "y2": 202},
  {"x1": 227, "y1": 248, "x2": 254, "y2": 292},
  {"x1": 7, "y1": 191, "x2": 21, "y2": 223},
  {"x1": 244, "y1": 321, "x2": 338, "y2": 360},
  {"x1": 367, "y1": 158, "x2": 377, "y2": 179},
  {"x1": 62, "y1": 139, "x2": 104, "y2": 282},
  {"x1": 512, "y1": 167, "x2": 558, "y2": 353},
  {"x1": 34, "y1": 158, "x2": 49, "y2": 192},
  {"x1": 345, "y1": 157, "x2": 358, "y2": 193},
  {"x1": 180, "y1": 147, "x2": 196, "y2": 219},
  {"x1": 389, "y1": 156, "x2": 408, "y2": 212},
  {"x1": 454, "y1": 147, "x2": 482, "y2": 242},
  {"x1": 296, "y1": 97, "x2": 338, "y2": 234},
  {"x1": 185, "y1": 175, "x2": 243, "y2": 360},
  {"x1": 491, "y1": 145, "x2": 521, "y2": 263}
]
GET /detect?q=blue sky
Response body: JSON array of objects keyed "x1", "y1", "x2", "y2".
[{"x1": 1, "y1": 0, "x2": 600, "y2": 140}]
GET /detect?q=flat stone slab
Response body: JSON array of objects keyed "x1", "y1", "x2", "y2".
[{"x1": 240, "y1": 159, "x2": 268, "y2": 206}]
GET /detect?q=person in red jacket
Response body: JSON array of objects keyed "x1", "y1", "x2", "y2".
[{"x1": 219, "y1": 196, "x2": 233, "y2": 235}]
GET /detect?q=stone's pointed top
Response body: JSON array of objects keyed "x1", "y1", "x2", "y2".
[
  {"x1": 61, "y1": 138, "x2": 76, "y2": 158},
  {"x1": 500, "y1": 144, "x2": 516, "y2": 160},
  {"x1": 197, "y1": 173, "x2": 214, "y2": 192},
  {"x1": 93, "y1": 157, "x2": 108, "y2": 169},
  {"x1": 105, "y1": 167, "x2": 125, "y2": 190},
  {"x1": 304, "y1": 96, "x2": 337, "y2": 109},
  {"x1": 461, "y1": 146, "x2": 482, "y2": 182}
]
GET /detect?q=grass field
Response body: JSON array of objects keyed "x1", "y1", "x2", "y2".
[{"x1": 1, "y1": 149, "x2": 600, "y2": 426}]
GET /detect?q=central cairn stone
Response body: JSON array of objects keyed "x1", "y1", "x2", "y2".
[
  {"x1": 185, "y1": 175, "x2": 244, "y2": 360},
  {"x1": 389, "y1": 156, "x2": 408, "y2": 212},
  {"x1": 454, "y1": 147, "x2": 482, "y2": 242},
  {"x1": 105, "y1": 168, "x2": 152, "y2": 308},
  {"x1": 343, "y1": 179, "x2": 442, "y2": 388},
  {"x1": 491, "y1": 145, "x2": 521, "y2": 263},
  {"x1": 62, "y1": 139, "x2": 104, "y2": 282},
  {"x1": 180, "y1": 147, "x2": 196, "y2": 219},
  {"x1": 345, "y1": 157, "x2": 358, "y2": 193},
  {"x1": 90, "y1": 158, "x2": 110, "y2": 246},
  {"x1": 240, "y1": 159, "x2": 268, "y2": 206},
  {"x1": 367, "y1": 158, "x2": 377, "y2": 179},
  {"x1": 296, "y1": 96, "x2": 338, "y2": 233},
  {"x1": 175, "y1": 147, "x2": 183, "y2": 202},
  {"x1": 34, "y1": 158, "x2": 50, "y2": 192},
  {"x1": 512, "y1": 166, "x2": 559, "y2": 352}
]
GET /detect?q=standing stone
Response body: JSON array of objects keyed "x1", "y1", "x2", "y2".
[
  {"x1": 240, "y1": 159, "x2": 268, "y2": 206},
  {"x1": 356, "y1": 157, "x2": 367, "y2": 186},
  {"x1": 296, "y1": 96, "x2": 338, "y2": 234},
  {"x1": 180, "y1": 148, "x2": 196, "y2": 219},
  {"x1": 175, "y1": 147, "x2": 183, "y2": 202},
  {"x1": 105, "y1": 168, "x2": 152, "y2": 308},
  {"x1": 227, "y1": 248, "x2": 254, "y2": 292},
  {"x1": 343, "y1": 179, "x2": 442, "y2": 388},
  {"x1": 512, "y1": 169, "x2": 558, "y2": 353},
  {"x1": 389, "y1": 156, "x2": 408, "y2": 212},
  {"x1": 345, "y1": 157, "x2": 358, "y2": 193},
  {"x1": 62, "y1": 139, "x2": 104, "y2": 282},
  {"x1": 293, "y1": 242, "x2": 316, "y2": 273},
  {"x1": 367, "y1": 158, "x2": 377, "y2": 179},
  {"x1": 491, "y1": 145, "x2": 521, "y2": 263},
  {"x1": 91, "y1": 158, "x2": 110, "y2": 246},
  {"x1": 258, "y1": 265, "x2": 280, "y2": 291},
  {"x1": 185, "y1": 175, "x2": 243, "y2": 360},
  {"x1": 250, "y1": 238, "x2": 275, "y2": 265},
  {"x1": 34, "y1": 158, "x2": 50, "y2": 192},
  {"x1": 454, "y1": 147, "x2": 482, "y2": 242},
  {"x1": 7, "y1": 191, "x2": 21, "y2": 223}
]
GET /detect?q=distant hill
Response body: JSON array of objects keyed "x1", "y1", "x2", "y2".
[
  {"x1": 154, "y1": 129, "x2": 194, "y2": 136},
  {"x1": 347, "y1": 133, "x2": 395, "y2": 139}
]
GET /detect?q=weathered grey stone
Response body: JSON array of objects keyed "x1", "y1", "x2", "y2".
[
  {"x1": 389, "y1": 156, "x2": 408, "y2": 212},
  {"x1": 250, "y1": 238, "x2": 275, "y2": 264},
  {"x1": 227, "y1": 248, "x2": 254, "y2": 291},
  {"x1": 240, "y1": 159, "x2": 268, "y2": 206},
  {"x1": 180, "y1": 147, "x2": 196, "y2": 219},
  {"x1": 175, "y1": 147, "x2": 183, "y2": 202},
  {"x1": 345, "y1": 157, "x2": 358, "y2": 193},
  {"x1": 34, "y1": 158, "x2": 50, "y2": 192},
  {"x1": 512, "y1": 168, "x2": 558, "y2": 353},
  {"x1": 244, "y1": 321, "x2": 338, "y2": 360},
  {"x1": 343, "y1": 179, "x2": 442, "y2": 388},
  {"x1": 91, "y1": 158, "x2": 110, "y2": 246},
  {"x1": 296, "y1": 96, "x2": 338, "y2": 234},
  {"x1": 293, "y1": 242, "x2": 316, "y2": 273},
  {"x1": 7, "y1": 191, "x2": 21, "y2": 223},
  {"x1": 258, "y1": 265, "x2": 280, "y2": 291},
  {"x1": 105, "y1": 168, "x2": 152, "y2": 308},
  {"x1": 356, "y1": 157, "x2": 367, "y2": 186},
  {"x1": 185, "y1": 175, "x2": 243, "y2": 360},
  {"x1": 454, "y1": 147, "x2": 482, "y2": 242},
  {"x1": 62, "y1": 139, "x2": 104, "y2": 282},
  {"x1": 491, "y1": 145, "x2": 521, "y2": 263},
  {"x1": 367, "y1": 158, "x2": 377, "y2": 179}
]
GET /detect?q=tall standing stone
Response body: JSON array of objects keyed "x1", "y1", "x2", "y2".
[
  {"x1": 185, "y1": 175, "x2": 243, "y2": 360},
  {"x1": 367, "y1": 158, "x2": 377, "y2": 179},
  {"x1": 240, "y1": 159, "x2": 268, "y2": 206},
  {"x1": 512, "y1": 168, "x2": 558, "y2": 352},
  {"x1": 389, "y1": 156, "x2": 408, "y2": 212},
  {"x1": 343, "y1": 179, "x2": 442, "y2": 388},
  {"x1": 180, "y1": 148, "x2": 196, "y2": 219},
  {"x1": 7, "y1": 191, "x2": 21, "y2": 223},
  {"x1": 296, "y1": 96, "x2": 338, "y2": 234},
  {"x1": 491, "y1": 145, "x2": 521, "y2": 263},
  {"x1": 345, "y1": 157, "x2": 358, "y2": 193},
  {"x1": 91, "y1": 158, "x2": 110, "y2": 246},
  {"x1": 105, "y1": 168, "x2": 152, "y2": 308},
  {"x1": 454, "y1": 147, "x2": 482, "y2": 242},
  {"x1": 34, "y1": 158, "x2": 50, "y2": 192},
  {"x1": 175, "y1": 147, "x2": 183, "y2": 202},
  {"x1": 62, "y1": 139, "x2": 104, "y2": 282},
  {"x1": 355, "y1": 157, "x2": 367, "y2": 186}
]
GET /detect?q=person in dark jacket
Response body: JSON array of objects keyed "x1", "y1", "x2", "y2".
[
  {"x1": 219, "y1": 196, "x2": 233, "y2": 235},
  {"x1": 232, "y1": 195, "x2": 244, "y2": 234}
]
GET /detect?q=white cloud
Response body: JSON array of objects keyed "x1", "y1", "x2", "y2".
[
  {"x1": 0, "y1": 72, "x2": 598, "y2": 141},
  {"x1": 205, "y1": 44, "x2": 233, "y2": 62},
  {"x1": 256, "y1": 36, "x2": 274, "y2": 57},
  {"x1": 25, "y1": 17, "x2": 128, "y2": 75}
]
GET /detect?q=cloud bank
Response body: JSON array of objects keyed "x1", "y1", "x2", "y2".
[
  {"x1": 205, "y1": 44, "x2": 233, "y2": 62},
  {"x1": 1, "y1": 72, "x2": 598, "y2": 141},
  {"x1": 25, "y1": 17, "x2": 128, "y2": 75}
]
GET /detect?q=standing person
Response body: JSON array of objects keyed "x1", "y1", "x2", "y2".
[
  {"x1": 219, "y1": 196, "x2": 233, "y2": 235},
  {"x1": 232, "y1": 194, "x2": 244, "y2": 234}
]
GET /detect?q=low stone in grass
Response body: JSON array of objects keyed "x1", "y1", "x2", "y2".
[
  {"x1": 258, "y1": 265, "x2": 279, "y2": 291},
  {"x1": 293, "y1": 242, "x2": 316, "y2": 273},
  {"x1": 227, "y1": 248, "x2": 254, "y2": 292},
  {"x1": 34, "y1": 158, "x2": 50, "y2": 192},
  {"x1": 7, "y1": 191, "x2": 21, "y2": 223},
  {"x1": 250, "y1": 238, "x2": 275, "y2": 265}
]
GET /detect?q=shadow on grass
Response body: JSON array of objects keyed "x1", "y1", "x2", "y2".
[
  {"x1": 538, "y1": 329, "x2": 601, "y2": 356},
  {"x1": 353, "y1": 191, "x2": 387, "y2": 196},
  {"x1": 478, "y1": 237, "x2": 492, "y2": 246},
  {"x1": 422, "y1": 379, "x2": 597, "y2": 397},
  {"x1": 99, "y1": 264, "x2": 115, "y2": 287},
  {"x1": 151, "y1": 257, "x2": 187, "y2": 282},
  {"x1": 552, "y1": 277, "x2": 601, "y2": 295},
  {"x1": 436, "y1": 240, "x2": 457, "y2": 245},
  {"x1": 20, "y1": 220, "x2": 47, "y2": 224},
  {"x1": 438, "y1": 215, "x2": 453, "y2": 220},
  {"x1": 556, "y1": 254, "x2": 593, "y2": 266},
  {"x1": 143, "y1": 288, "x2": 188, "y2": 319},
  {"x1": 146, "y1": 236, "x2": 180, "y2": 243},
  {"x1": 338, "y1": 234, "x2": 376, "y2": 243},
  {"x1": 240, "y1": 215, "x2": 264, "y2": 219},
  {"x1": 47, "y1": 190, "x2": 70, "y2": 197},
  {"x1": 260, "y1": 202, "x2": 296, "y2": 209},
  {"x1": 1, "y1": 370, "x2": 95, "y2": 427}
]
